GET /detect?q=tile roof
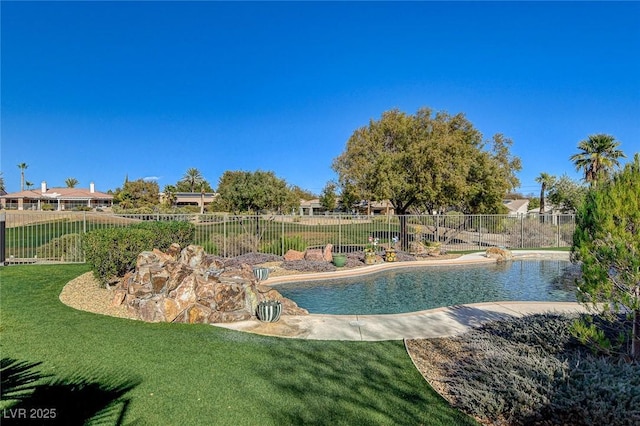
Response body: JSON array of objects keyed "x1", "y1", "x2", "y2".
[{"x1": 0, "y1": 187, "x2": 113, "y2": 200}]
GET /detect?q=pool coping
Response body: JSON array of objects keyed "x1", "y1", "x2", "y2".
[{"x1": 214, "y1": 250, "x2": 581, "y2": 341}]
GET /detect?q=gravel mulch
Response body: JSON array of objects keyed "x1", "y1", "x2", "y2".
[{"x1": 59, "y1": 272, "x2": 136, "y2": 320}]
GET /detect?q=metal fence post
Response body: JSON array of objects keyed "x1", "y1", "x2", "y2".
[
  {"x1": 0, "y1": 212, "x2": 5, "y2": 266},
  {"x1": 223, "y1": 214, "x2": 227, "y2": 257},
  {"x1": 478, "y1": 215, "x2": 483, "y2": 251}
]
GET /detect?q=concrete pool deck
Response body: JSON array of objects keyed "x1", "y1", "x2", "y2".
[{"x1": 214, "y1": 251, "x2": 585, "y2": 341}]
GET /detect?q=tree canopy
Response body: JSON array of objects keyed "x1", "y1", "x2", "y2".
[
  {"x1": 213, "y1": 170, "x2": 299, "y2": 214},
  {"x1": 547, "y1": 175, "x2": 587, "y2": 213},
  {"x1": 332, "y1": 107, "x2": 521, "y2": 215},
  {"x1": 570, "y1": 134, "x2": 625, "y2": 186},
  {"x1": 176, "y1": 168, "x2": 214, "y2": 193},
  {"x1": 65, "y1": 177, "x2": 79, "y2": 188},
  {"x1": 319, "y1": 182, "x2": 338, "y2": 212},
  {"x1": 535, "y1": 172, "x2": 556, "y2": 214},
  {"x1": 17, "y1": 163, "x2": 28, "y2": 191},
  {"x1": 113, "y1": 179, "x2": 160, "y2": 209},
  {"x1": 572, "y1": 153, "x2": 640, "y2": 359}
]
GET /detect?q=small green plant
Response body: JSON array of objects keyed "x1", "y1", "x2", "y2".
[
  {"x1": 41, "y1": 203, "x2": 54, "y2": 211},
  {"x1": 261, "y1": 235, "x2": 307, "y2": 255}
]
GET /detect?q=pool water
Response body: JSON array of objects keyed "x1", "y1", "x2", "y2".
[{"x1": 276, "y1": 260, "x2": 578, "y2": 315}]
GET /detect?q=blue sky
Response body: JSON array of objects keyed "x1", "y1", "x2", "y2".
[{"x1": 2, "y1": 1, "x2": 639, "y2": 196}]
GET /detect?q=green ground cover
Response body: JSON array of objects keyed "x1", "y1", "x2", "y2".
[{"x1": 0, "y1": 265, "x2": 477, "y2": 425}]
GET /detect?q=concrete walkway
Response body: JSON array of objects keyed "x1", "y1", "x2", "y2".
[
  {"x1": 214, "y1": 251, "x2": 585, "y2": 341},
  {"x1": 214, "y1": 301, "x2": 587, "y2": 341}
]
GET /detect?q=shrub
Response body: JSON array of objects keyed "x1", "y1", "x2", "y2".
[
  {"x1": 41, "y1": 203, "x2": 54, "y2": 211},
  {"x1": 36, "y1": 234, "x2": 83, "y2": 262},
  {"x1": 73, "y1": 206, "x2": 92, "y2": 211},
  {"x1": 131, "y1": 220, "x2": 195, "y2": 251},
  {"x1": 506, "y1": 218, "x2": 557, "y2": 248},
  {"x1": 261, "y1": 235, "x2": 307, "y2": 256},
  {"x1": 83, "y1": 228, "x2": 156, "y2": 286},
  {"x1": 210, "y1": 233, "x2": 258, "y2": 257}
]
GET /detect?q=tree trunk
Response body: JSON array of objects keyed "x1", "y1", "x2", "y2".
[{"x1": 399, "y1": 214, "x2": 409, "y2": 251}]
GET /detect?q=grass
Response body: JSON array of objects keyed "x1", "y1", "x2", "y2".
[
  {"x1": 5, "y1": 220, "x2": 109, "y2": 258},
  {"x1": 0, "y1": 264, "x2": 477, "y2": 425}
]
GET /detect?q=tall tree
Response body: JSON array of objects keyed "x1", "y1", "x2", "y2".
[
  {"x1": 65, "y1": 178, "x2": 79, "y2": 188},
  {"x1": 319, "y1": 182, "x2": 338, "y2": 212},
  {"x1": 338, "y1": 182, "x2": 360, "y2": 213},
  {"x1": 570, "y1": 134, "x2": 626, "y2": 186},
  {"x1": 572, "y1": 154, "x2": 640, "y2": 360},
  {"x1": 179, "y1": 168, "x2": 205, "y2": 192},
  {"x1": 333, "y1": 107, "x2": 520, "y2": 246},
  {"x1": 17, "y1": 163, "x2": 28, "y2": 191},
  {"x1": 162, "y1": 184, "x2": 177, "y2": 209},
  {"x1": 114, "y1": 179, "x2": 160, "y2": 209},
  {"x1": 0, "y1": 171, "x2": 5, "y2": 192},
  {"x1": 534, "y1": 172, "x2": 556, "y2": 214},
  {"x1": 215, "y1": 170, "x2": 298, "y2": 214},
  {"x1": 290, "y1": 185, "x2": 316, "y2": 201},
  {"x1": 547, "y1": 175, "x2": 587, "y2": 213}
]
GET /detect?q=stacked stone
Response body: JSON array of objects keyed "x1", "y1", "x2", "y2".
[{"x1": 112, "y1": 244, "x2": 307, "y2": 324}]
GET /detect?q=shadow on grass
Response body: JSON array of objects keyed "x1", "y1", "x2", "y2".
[
  {"x1": 1, "y1": 358, "x2": 140, "y2": 425},
  {"x1": 249, "y1": 339, "x2": 478, "y2": 425}
]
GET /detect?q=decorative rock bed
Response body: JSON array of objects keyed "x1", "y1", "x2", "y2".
[{"x1": 111, "y1": 244, "x2": 308, "y2": 324}]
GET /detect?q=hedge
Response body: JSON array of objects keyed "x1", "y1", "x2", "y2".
[{"x1": 82, "y1": 221, "x2": 195, "y2": 286}]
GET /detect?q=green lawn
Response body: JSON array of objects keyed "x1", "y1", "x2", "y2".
[{"x1": 0, "y1": 265, "x2": 477, "y2": 425}]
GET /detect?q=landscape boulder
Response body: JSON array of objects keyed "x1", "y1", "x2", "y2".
[
  {"x1": 485, "y1": 247, "x2": 513, "y2": 262},
  {"x1": 284, "y1": 249, "x2": 305, "y2": 261},
  {"x1": 113, "y1": 244, "x2": 308, "y2": 324}
]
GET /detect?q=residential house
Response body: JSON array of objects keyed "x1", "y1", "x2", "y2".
[
  {"x1": 503, "y1": 199, "x2": 530, "y2": 216},
  {"x1": 0, "y1": 181, "x2": 113, "y2": 211}
]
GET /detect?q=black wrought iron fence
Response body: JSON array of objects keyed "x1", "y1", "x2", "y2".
[{"x1": 0, "y1": 211, "x2": 575, "y2": 264}]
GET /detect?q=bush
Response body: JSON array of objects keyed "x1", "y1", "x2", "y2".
[
  {"x1": 41, "y1": 203, "x2": 54, "y2": 211},
  {"x1": 210, "y1": 233, "x2": 258, "y2": 257},
  {"x1": 83, "y1": 228, "x2": 156, "y2": 286},
  {"x1": 261, "y1": 235, "x2": 308, "y2": 256},
  {"x1": 36, "y1": 234, "x2": 83, "y2": 262},
  {"x1": 506, "y1": 218, "x2": 557, "y2": 248},
  {"x1": 131, "y1": 221, "x2": 195, "y2": 251}
]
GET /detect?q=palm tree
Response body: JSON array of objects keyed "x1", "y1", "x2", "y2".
[
  {"x1": 25, "y1": 181, "x2": 34, "y2": 190},
  {"x1": 534, "y1": 172, "x2": 555, "y2": 214},
  {"x1": 181, "y1": 168, "x2": 204, "y2": 192},
  {"x1": 162, "y1": 184, "x2": 177, "y2": 208},
  {"x1": 570, "y1": 134, "x2": 626, "y2": 186},
  {"x1": 0, "y1": 171, "x2": 5, "y2": 193},
  {"x1": 65, "y1": 178, "x2": 79, "y2": 188},
  {"x1": 17, "y1": 163, "x2": 28, "y2": 191}
]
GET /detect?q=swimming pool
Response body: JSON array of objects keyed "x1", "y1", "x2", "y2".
[{"x1": 275, "y1": 260, "x2": 578, "y2": 315}]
